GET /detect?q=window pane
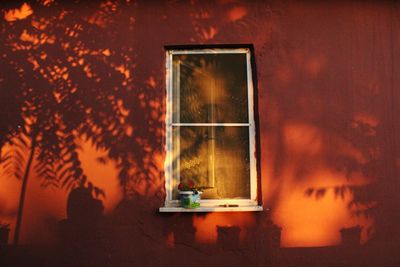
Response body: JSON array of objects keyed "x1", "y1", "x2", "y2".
[
  {"x1": 172, "y1": 126, "x2": 250, "y2": 199},
  {"x1": 172, "y1": 54, "x2": 249, "y2": 123}
]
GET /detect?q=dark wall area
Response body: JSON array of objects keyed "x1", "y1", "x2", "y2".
[{"x1": 0, "y1": 1, "x2": 399, "y2": 266}]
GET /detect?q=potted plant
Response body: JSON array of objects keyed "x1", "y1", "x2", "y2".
[
  {"x1": 0, "y1": 222, "x2": 10, "y2": 245},
  {"x1": 178, "y1": 180, "x2": 203, "y2": 209}
]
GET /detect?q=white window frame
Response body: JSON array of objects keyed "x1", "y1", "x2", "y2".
[{"x1": 160, "y1": 48, "x2": 262, "y2": 212}]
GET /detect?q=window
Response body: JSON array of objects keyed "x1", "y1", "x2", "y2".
[{"x1": 161, "y1": 47, "x2": 261, "y2": 212}]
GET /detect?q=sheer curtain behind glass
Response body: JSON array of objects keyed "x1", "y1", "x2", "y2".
[{"x1": 172, "y1": 53, "x2": 250, "y2": 200}]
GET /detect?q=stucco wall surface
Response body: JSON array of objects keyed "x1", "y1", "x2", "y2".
[{"x1": 1, "y1": 1, "x2": 400, "y2": 266}]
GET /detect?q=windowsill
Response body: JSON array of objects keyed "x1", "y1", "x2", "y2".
[{"x1": 159, "y1": 205, "x2": 263, "y2": 212}]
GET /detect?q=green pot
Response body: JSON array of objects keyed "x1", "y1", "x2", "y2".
[{"x1": 179, "y1": 191, "x2": 201, "y2": 208}]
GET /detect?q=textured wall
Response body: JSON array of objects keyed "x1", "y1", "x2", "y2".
[{"x1": 0, "y1": 0, "x2": 399, "y2": 265}]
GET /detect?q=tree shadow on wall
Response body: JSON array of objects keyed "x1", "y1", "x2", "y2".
[
  {"x1": 303, "y1": 113, "x2": 400, "y2": 255},
  {"x1": 261, "y1": 4, "x2": 400, "y2": 264},
  {"x1": 0, "y1": 0, "x2": 274, "y2": 245},
  {"x1": 271, "y1": 78, "x2": 400, "y2": 266},
  {"x1": 0, "y1": 0, "x2": 166, "y2": 246},
  {"x1": 267, "y1": 33, "x2": 400, "y2": 267}
]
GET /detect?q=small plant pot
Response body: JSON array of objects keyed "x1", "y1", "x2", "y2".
[{"x1": 179, "y1": 191, "x2": 202, "y2": 208}]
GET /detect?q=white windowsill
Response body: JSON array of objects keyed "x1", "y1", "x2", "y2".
[{"x1": 159, "y1": 205, "x2": 263, "y2": 212}]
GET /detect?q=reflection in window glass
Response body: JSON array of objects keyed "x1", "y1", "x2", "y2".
[
  {"x1": 172, "y1": 54, "x2": 249, "y2": 123},
  {"x1": 172, "y1": 126, "x2": 250, "y2": 199}
]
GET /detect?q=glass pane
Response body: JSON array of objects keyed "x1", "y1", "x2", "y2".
[
  {"x1": 172, "y1": 126, "x2": 250, "y2": 199},
  {"x1": 172, "y1": 54, "x2": 249, "y2": 123}
]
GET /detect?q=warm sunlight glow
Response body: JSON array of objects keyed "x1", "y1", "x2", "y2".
[
  {"x1": 271, "y1": 122, "x2": 374, "y2": 247},
  {"x1": 146, "y1": 76, "x2": 157, "y2": 89},
  {"x1": 102, "y1": 48, "x2": 111, "y2": 56},
  {"x1": 41, "y1": 0, "x2": 55, "y2": 7},
  {"x1": 4, "y1": 3, "x2": 33, "y2": 22},
  {"x1": 0, "y1": 143, "x2": 66, "y2": 244},
  {"x1": 227, "y1": 6, "x2": 247, "y2": 22},
  {"x1": 0, "y1": 139, "x2": 123, "y2": 243},
  {"x1": 200, "y1": 26, "x2": 218, "y2": 40},
  {"x1": 273, "y1": 169, "x2": 372, "y2": 247},
  {"x1": 77, "y1": 140, "x2": 122, "y2": 214},
  {"x1": 115, "y1": 65, "x2": 130, "y2": 79},
  {"x1": 0, "y1": 162, "x2": 20, "y2": 243},
  {"x1": 20, "y1": 30, "x2": 37, "y2": 43}
]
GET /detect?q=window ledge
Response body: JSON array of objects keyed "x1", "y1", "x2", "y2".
[{"x1": 159, "y1": 205, "x2": 263, "y2": 213}]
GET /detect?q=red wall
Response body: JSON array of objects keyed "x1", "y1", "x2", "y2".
[{"x1": 1, "y1": 0, "x2": 399, "y2": 265}]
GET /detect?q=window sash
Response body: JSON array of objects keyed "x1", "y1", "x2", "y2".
[
  {"x1": 172, "y1": 53, "x2": 249, "y2": 124},
  {"x1": 165, "y1": 48, "x2": 257, "y2": 207}
]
